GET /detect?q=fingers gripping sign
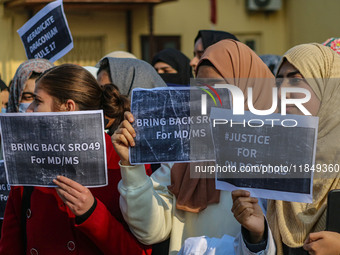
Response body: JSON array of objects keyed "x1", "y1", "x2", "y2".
[
  {"x1": 112, "y1": 111, "x2": 136, "y2": 166},
  {"x1": 231, "y1": 189, "x2": 265, "y2": 243},
  {"x1": 53, "y1": 175, "x2": 94, "y2": 216},
  {"x1": 303, "y1": 231, "x2": 340, "y2": 255}
]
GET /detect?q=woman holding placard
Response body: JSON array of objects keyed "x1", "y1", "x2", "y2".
[
  {"x1": 112, "y1": 39, "x2": 276, "y2": 255},
  {"x1": 232, "y1": 43, "x2": 340, "y2": 254},
  {"x1": 0, "y1": 64, "x2": 151, "y2": 255}
]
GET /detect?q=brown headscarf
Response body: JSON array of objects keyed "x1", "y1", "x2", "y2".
[
  {"x1": 267, "y1": 43, "x2": 340, "y2": 254},
  {"x1": 168, "y1": 39, "x2": 275, "y2": 213}
]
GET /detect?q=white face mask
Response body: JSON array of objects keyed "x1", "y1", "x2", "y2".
[
  {"x1": 18, "y1": 103, "x2": 31, "y2": 113},
  {"x1": 1, "y1": 107, "x2": 6, "y2": 113}
]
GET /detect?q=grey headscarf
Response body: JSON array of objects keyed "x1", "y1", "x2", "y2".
[
  {"x1": 98, "y1": 57, "x2": 166, "y2": 96},
  {"x1": 7, "y1": 59, "x2": 54, "y2": 113}
]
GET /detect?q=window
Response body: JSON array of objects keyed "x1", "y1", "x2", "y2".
[
  {"x1": 234, "y1": 33, "x2": 262, "y2": 53},
  {"x1": 141, "y1": 35, "x2": 181, "y2": 63},
  {"x1": 59, "y1": 36, "x2": 104, "y2": 66}
]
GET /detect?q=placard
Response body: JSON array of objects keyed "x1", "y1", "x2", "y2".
[
  {"x1": 210, "y1": 107, "x2": 319, "y2": 203},
  {"x1": 130, "y1": 87, "x2": 231, "y2": 164},
  {"x1": 17, "y1": 0, "x2": 73, "y2": 62},
  {"x1": 0, "y1": 161, "x2": 10, "y2": 219},
  {"x1": 0, "y1": 111, "x2": 106, "y2": 187}
]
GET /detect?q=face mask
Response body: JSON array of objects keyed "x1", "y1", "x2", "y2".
[
  {"x1": 159, "y1": 73, "x2": 187, "y2": 86},
  {"x1": 18, "y1": 103, "x2": 31, "y2": 113},
  {"x1": 1, "y1": 108, "x2": 6, "y2": 113}
]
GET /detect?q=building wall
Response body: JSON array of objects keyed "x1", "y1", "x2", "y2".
[
  {"x1": 131, "y1": 6, "x2": 149, "y2": 58},
  {"x1": 0, "y1": 7, "x2": 29, "y2": 84},
  {"x1": 61, "y1": 10, "x2": 127, "y2": 65},
  {"x1": 285, "y1": 0, "x2": 340, "y2": 48},
  {"x1": 1, "y1": 0, "x2": 340, "y2": 84},
  {"x1": 153, "y1": 0, "x2": 288, "y2": 59},
  {"x1": 0, "y1": 7, "x2": 129, "y2": 84}
]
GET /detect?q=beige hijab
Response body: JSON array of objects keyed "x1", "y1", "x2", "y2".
[
  {"x1": 168, "y1": 39, "x2": 275, "y2": 213},
  {"x1": 267, "y1": 43, "x2": 340, "y2": 254}
]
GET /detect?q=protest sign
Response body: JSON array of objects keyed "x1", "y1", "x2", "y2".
[
  {"x1": 0, "y1": 161, "x2": 10, "y2": 219},
  {"x1": 0, "y1": 111, "x2": 106, "y2": 187},
  {"x1": 210, "y1": 107, "x2": 319, "y2": 203},
  {"x1": 130, "y1": 87, "x2": 231, "y2": 164},
  {"x1": 17, "y1": 0, "x2": 73, "y2": 62}
]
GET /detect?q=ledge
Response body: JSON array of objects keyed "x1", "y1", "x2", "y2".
[{"x1": 3, "y1": 0, "x2": 176, "y2": 10}]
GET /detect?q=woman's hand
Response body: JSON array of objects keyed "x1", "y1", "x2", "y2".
[
  {"x1": 53, "y1": 175, "x2": 94, "y2": 216},
  {"x1": 231, "y1": 190, "x2": 265, "y2": 243},
  {"x1": 111, "y1": 111, "x2": 136, "y2": 166},
  {"x1": 303, "y1": 231, "x2": 340, "y2": 255}
]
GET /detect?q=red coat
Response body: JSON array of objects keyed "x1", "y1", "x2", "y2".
[{"x1": 0, "y1": 134, "x2": 152, "y2": 255}]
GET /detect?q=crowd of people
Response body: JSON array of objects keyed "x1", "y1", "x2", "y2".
[{"x1": 0, "y1": 30, "x2": 339, "y2": 255}]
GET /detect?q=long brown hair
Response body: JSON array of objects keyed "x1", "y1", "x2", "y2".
[{"x1": 36, "y1": 64, "x2": 129, "y2": 128}]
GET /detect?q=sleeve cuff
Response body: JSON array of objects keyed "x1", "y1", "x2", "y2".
[
  {"x1": 242, "y1": 218, "x2": 268, "y2": 253},
  {"x1": 119, "y1": 161, "x2": 150, "y2": 189},
  {"x1": 75, "y1": 198, "x2": 97, "y2": 225}
]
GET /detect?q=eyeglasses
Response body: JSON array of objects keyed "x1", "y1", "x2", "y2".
[{"x1": 21, "y1": 92, "x2": 35, "y2": 101}]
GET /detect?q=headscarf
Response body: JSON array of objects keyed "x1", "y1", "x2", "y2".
[
  {"x1": 259, "y1": 54, "x2": 282, "y2": 75},
  {"x1": 7, "y1": 59, "x2": 54, "y2": 113},
  {"x1": 95, "y1": 51, "x2": 137, "y2": 68},
  {"x1": 151, "y1": 48, "x2": 193, "y2": 86},
  {"x1": 322, "y1": 38, "x2": 340, "y2": 55},
  {"x1": 98, "y1": 57, "x2": 166, "y2": 96},
  {"x1": 0, "y1": 79, "x2": 7, "y2": 91},
  {"x1": 103, "y1": 50, "x2": 137, "y2": 59},
  {"x1": 267, "y1": 43, "x2": 340, "y2": 254},
  {"x1": 194, "y1": 30, "x2": 239, "y2": 50},
  {"x1": 168, "y1": 39, "x2": 275, "y2": 213}
]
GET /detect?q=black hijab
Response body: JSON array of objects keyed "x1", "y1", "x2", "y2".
[
  {"x1": 194, "y1": 30, "x2": 239, "y2": 50},
  {"x1": 152, "y1": 48, "x2": 193, "y2": 86},
  {"x1": 0, "y1": 79, "x2": 7, "y2": 91}
]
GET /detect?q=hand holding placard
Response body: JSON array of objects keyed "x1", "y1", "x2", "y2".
[
  {"x1": 112, "y1": 112, "x2": 136, "y2": 166},
  {"x1": 0, "y1": 111, "x2": 107, "y2": 187},
  {"x1": 303, "y1": 231, "x2": 340, "y2": 254},
  {"x1": 231, "y1": 190, "x2": 265, "y2": 243},
  {"x1": 54, "y1": 175, "x2": 94, "y2": 216}
]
